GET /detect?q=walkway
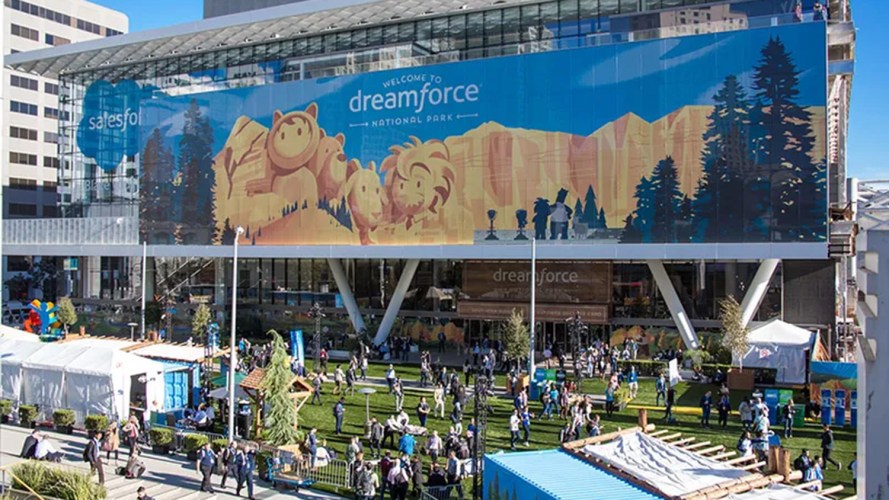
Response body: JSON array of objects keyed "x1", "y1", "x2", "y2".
[{"x1": 0, "y1": 425, "x2": 344, "y2": 500}]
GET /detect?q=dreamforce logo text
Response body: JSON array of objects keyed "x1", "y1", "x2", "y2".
[
  {"x1": 349, "y1": 76, "x2": 479, "y2": 114},
  {"x1": 86, "y1": 108, "x2": 140, "y2": 132}
]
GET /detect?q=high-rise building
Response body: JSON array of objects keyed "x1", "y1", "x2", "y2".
[
  {"x1": 203, "y1": 0, "x2": 312, "y2": 19},
  {"x1": 0, "y1": 0, "x2": 127, "y2": 303}
]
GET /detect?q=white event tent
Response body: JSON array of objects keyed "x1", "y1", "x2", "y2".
[
  {"x1": 0, "y1": 337, "x2": 165, "y2": 423},
  {"x1": 734, "y1": 318, "x2": 817, "y2": 385}
]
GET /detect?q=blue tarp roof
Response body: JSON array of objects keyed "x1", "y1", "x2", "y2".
[{"x1": 484, "y1": 449, "x2": 659, "y2": 500}]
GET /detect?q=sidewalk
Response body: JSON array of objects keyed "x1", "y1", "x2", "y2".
[{"x1": 0, "y1": 425, "x2": 345, "y2": 500}]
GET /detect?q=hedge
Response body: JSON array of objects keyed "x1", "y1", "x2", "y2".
[
  {"x1": 52, "y1": 409, "x2": 76, "y2": 428},
  {"x1": 18, "y1": 405, "x2": 38, "y2": 424},
  {"x1": 182, "y1": 433, "x2": 210, "y2": 452},
  {"x1": 149, "y1": 427, "x2": 174, "y2": 447},
  {"x1": 84, "y1": 414, "x2": 108, "y2": 433},
  {"x1": 0, "y1": 399, "x2": 13, "y2": 416},
  {"x1": 12, "y1": 460, "x2": 106, "y2": 500},
  {"x1": 211, "y1": 438, "x2": 230, "y2": 453}
]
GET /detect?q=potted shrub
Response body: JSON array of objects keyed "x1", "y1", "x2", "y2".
[
  {"x1": 18, "y1": 405, "x2": 38, "y2": 429},
  {"x1": 0, "y1": 399, "x2": 13, "y2": 424},
  {"x1": 183, "y1": 433, "x2": 209, "y2": 461},
  {"x1": 84, "y1": 414, "x2": 109, "y2": 435},
  {"x1": 211, "y1": 438, "x2": 229, "y2": 453},
  {"x1": 52, "y1": 409, "x2": 76, "y2": 434},
  {"x1": 149, "y1": 427, "x2": 174, "y2": 455}
]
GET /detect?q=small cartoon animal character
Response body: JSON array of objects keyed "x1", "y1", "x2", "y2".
[
  {"x1": 340, "y1": 159, "x2": 387, "y2": 245},
  {"x1": 245, "y1": 103, "x2": 321, "y2": 196},
  {"x1": 307, "y1": 130, "x2": 347, "y2": 203},
  {"x1": 381, "y1": 136, "x2": 455, "y2": 230}
]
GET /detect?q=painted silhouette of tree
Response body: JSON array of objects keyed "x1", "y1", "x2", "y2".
[
  {"x1": 177, "y1": 99, "x2": 216, "y2": 243},
  {"x1": 621, "y1": 214, "x2": 641, "y2": 243},
  {"x1": 650, "y1": 156, "x2": 684, "y2": 243},
  {"x1": 622, "y1": 177, "x2": 655, "y2": 243},
  {"x1": 140, "y1": 128, "x2": 174, "y2": 243},
  {"x1": 751, "y1": 36, "x2": 820, "y2": 240},
  {"x1": 598, "y1": 207, "x2": 607, "y2": 229},
  {"x1": 582, "y1": 185, "x2": 599, "y2": 228},
  {"x1": 220, "y1": 218, "x2": 236, "y2": 245}
]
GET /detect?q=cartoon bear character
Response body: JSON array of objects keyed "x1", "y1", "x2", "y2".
[
  {"x1": 307, "y1": 130, "x2": 347, "y2": 203},
  {"x1": 381, "y1": 136, "x2": 455, "y2": 230},
  {"x1": 340, "y1": 159, "x2": 388, "y2": 245},
  {"x1": 245, "y1": 103, "x2": 321, "y2": 197}
]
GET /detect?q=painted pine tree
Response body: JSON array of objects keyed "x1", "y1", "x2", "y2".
[
  {"x1": 649, "y1": 157, "x2": 684, "y2": 243},
  {"x1": 622, "y1": 176, "x2": 655, "y2": 243},
  {"x1": 582, "y1": 185, "x2": 599, "y2": 228}
]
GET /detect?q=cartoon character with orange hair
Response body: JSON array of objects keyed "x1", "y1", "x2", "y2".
[
  {"x1": 307, "y1": 131, "x2": 347, "y2": 203},
  {"x1": 340, "y1": 159, "x2": 388, "y2": 245},
  {"x1": 381, "y1": 136, "x2": 455, "y2": 229},
  {"x1": 245, "y1": 103, "x2": 321, "y2": 196}
]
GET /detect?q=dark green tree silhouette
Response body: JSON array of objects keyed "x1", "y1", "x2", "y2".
[
  {"x1": 751, "y1": 36, "x2": 821, "y2": 240},
  {"x1": 177, "y1": 99, "x2": 216, "y2": 243},
  {"x1": 140, "y1": 128, "x2": 174, "y2": 243},
  {"x1": 621, "y1": 214, "x2": 640, "y2": 243},
  {"x1": 693, "y1": 75, "x2": 750, "y2": 243},
  {"x1": 598, "y1": 207, "x2": 607, "y2": 229},
  {"x1": 582, "y1": 185, "x2": 599, "y2": 228},
  {"x1": 623, "y1": 176, "x2": 656, "y2": 243},
  {"x1": 649, "y1": 156, "x2": 684, "y2": 243},
  {"x1": 220, "y1": 218, "x2": 236, "y2": 245}
]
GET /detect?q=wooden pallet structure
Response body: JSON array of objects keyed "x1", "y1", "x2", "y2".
[{"x1": 561, "y1": 420, "x2": 847, "y2": 500}]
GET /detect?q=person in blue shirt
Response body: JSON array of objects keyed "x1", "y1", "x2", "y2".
[
  {"x1": 655, "y1": 374, "x2": 667, "y2": 406},
  {"x1": 605, "y1": 385, "x2": 615, "y2": 417},
  {"x1": 627, "y1": 366, "x2": 639, "y2": 399},
  {"x1": 196, "y1": 442, "x2": 217, "y2": 493},
  {"x1": 333, "y1": 398, "x2": 346, "y2": 435},
  {"x1": 549, "y1": 386, "x2": 560, "y2": 418},
  {"x1": 307, "y1": 429, "x2": 318, "y2": 469},
  {"x1": 235, "y1": 445, "x2": 257, "y2": 500},
  {"x1": 520, "y1": 407, "x2": 532, "y2": 446},
  {"x1": 398, "y1": 432, "x2": 416, "y2": 456},
  {"x1": 700, "y1": 391, "x2": 713, "y2": 428}
]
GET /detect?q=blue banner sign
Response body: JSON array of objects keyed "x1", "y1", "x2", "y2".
[
  {"x1": 834, "y1": 389, "x2": 846, "y2": 427},
  {"x1": 820, "y1": 388, "x2": 833, "y2": 426},
  {"x1": 290, "y1": 329, "x2": 305, "y2": 367}
]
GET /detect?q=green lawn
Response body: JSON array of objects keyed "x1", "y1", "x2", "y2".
[{"x1": 296, "y1": 360, "x2": 856, "y2": 495}]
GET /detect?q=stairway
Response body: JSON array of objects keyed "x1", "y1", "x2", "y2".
[{"x1": 103, "y1": 474, "x2": 216, "y2": 500}]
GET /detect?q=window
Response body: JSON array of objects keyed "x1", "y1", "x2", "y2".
[
  {"x1": 106, "y1": 28, "x2": 123, "y2": 37},
  {"x1": 44, "y1": 107, "x2": 59, "y2": 119},
  {"x1": 44, "y1": 82, "x2": 59, "y2": 95},
  {"x1": 8, "y1": 0, "x2": 72, "y2": 27},
  {"x1": 10, "y1": 100, "x2": 38, "y2": 115},
  {"x1": 45, "y1": 33, "x2": 70, "y2": 46},
  {"x1": 76, "y1": 19, "x2": 101, "y2": 35},
  {"x1": 44, "y1": 131, "x2": 59, "y2": 144},
  {"x1": 9, "y1": 203, "x2": 37, "y2": 217},
  {"x1": 43, "y1": 205, "x2": 58, "y2": 217},
  {"x1": 9, "y1": 152, "x2": 38, "y2": 165},
  {"x1": 7, "y1": 257, "x2": 31, "y2": 272},
  {"x1": 10, "y1": 126, "x2": 38, "y2": 140},
  {"x1": 11, "y1": 23, "x2": 39, "y2": 41},
  {"x1": 9, "y1": 178, "x2": 37, "y2": 190},
  {"x1": 10, "y1": 74, "x2": 38, "y2": 91},
  {"x1": 43, "y1": 157, "x2": 60, "y2": 169},
  {"x1": 43, "y1": 180, "x2": 58, "y2": 190}
]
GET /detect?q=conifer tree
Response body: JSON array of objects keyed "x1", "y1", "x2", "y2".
[
  {"x1": 263, "y1": 330, "x2": 300, "y2": 446},
  {"x1": 649, "y1": 157, "x2": 684, "y2": 243},
  {"x1": 582, "y1": 185, "x2": 599, "y2": 228}
]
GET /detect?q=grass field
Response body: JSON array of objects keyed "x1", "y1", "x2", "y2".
[{"x1": 294, "y1": 359, "x2": 856, "y2": 495}]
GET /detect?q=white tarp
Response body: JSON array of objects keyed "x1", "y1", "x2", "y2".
[
  {"x1": 730, "y1": 484, "x2": 830, "y2": 499},
  {"x1": 582, "y1": 431, "x2": 749, "y2": 497},
  {"x1": 0, "y1": 339, "x2": 45, "y2": 401},
  {"x1": 0, "y1": 324, "x2": 40, "y2": 342},
  {"x1": 3, "y1": 339, "x2": 166, "y2": 423},
  {"x1": 735, "y1": 319, "x2": 816, "y2": 384}
]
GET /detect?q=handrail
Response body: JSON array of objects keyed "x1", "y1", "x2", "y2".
[{"x1": 0, "y1": 460, "x2": 47, "y2": 500}]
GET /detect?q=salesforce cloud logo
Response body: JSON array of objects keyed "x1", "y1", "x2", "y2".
[{"x1": 76, "y1": 80, "x2": 145, "y2": 172}]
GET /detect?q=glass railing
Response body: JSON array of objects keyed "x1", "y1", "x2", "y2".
[{"x1": 3, "y1": 216, "x2": 138, "y2": 246}]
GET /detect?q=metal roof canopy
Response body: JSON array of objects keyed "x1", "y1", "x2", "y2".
[{"x1": 4, "y1": 0, "x2": 536, "y2": 79}]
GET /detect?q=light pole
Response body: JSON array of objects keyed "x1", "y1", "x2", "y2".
[
  {"x1": 528, "y1": 237, "x2": 537, "y2": 376},
  {"x1": 140, "y1": 241, "x2": 147, "y2": 339},
  {"x1": 228, "y1": 226, "x2": 244, "y2": 444},
  {"x1": 308, "y1": 302, "x2": 324, "y2": 371}
]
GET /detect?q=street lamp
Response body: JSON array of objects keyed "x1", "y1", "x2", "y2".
[
  {"x1": 308, "y1": 302, "x2": 325, "y2": 371},
  {"x1": 528, "y1": 237, "x2": 537, "y2": 376},
  {"x1": 228, "y1": 226, "x2": 245, "y2": 444}
]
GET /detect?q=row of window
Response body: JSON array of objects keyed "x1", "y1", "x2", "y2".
[
  {"x1": 6, "y1": 203, "x2": 56, "y2": 217},
  {"x1": 10, "y1": 75, "x2": 62, "y2": 95},
  {"x1": 11, "y1": 23, "x2": 38, "y2": 41},
  {"x1": 6, "y1": 0, "x2": 123, "y2": 37},
  {"x1": 9, "y1": 100, "x2": 68, "y2": 120},
  {"x1": 45, "y1": 33, "x2": 70, "y2": 46},
  {"x1": 10, "y1": 127, "x2": 60, "y2": 144},
  {"x1": 8, "y1": 152, "x2": 60, "y2": 168},
  {"x1": 8, "y1": 177, "x2": 57, "y2": 189}
]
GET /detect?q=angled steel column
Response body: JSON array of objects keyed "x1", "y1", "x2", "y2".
[
  {"x1": 647, "y1": 260, "x2": 700, "y2": 350},
  {"x1": 327, "y1": 258, "x2": 366, "y2": 334},
  {"x1": 373, "y1": 259, "x2": 420, "y2": 346},
  {"x1": 739, "y1": 259, "x2": 780, "y2": 328}
]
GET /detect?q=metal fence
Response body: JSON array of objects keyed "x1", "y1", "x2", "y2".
[
  {"x1": 290, "y1": 457, "x2": 357, "y2": 491},
  {"x1": 421, "y1": 485, "x2": 465, "y2": 500}
]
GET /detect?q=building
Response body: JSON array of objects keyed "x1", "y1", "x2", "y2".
[
  {"x1": 1, "y1": 0, "x2": 127, "y2": 303},
  {"x1": 203, "y1": 0, "x2": 312, "y2": 18},
  {"x1": 1, "y1": 0, "x2": 855, "y2": 354}
]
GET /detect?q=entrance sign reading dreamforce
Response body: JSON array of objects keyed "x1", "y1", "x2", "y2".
[
  {"x1": 462, "y1": 261, "x2": 612, "y2": 305},
  {"x1": 138, "y1": 22, "x2": 827, "y2": 247}
]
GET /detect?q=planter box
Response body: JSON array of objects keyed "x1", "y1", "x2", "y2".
[
  {"x1": 506, "y1": 375, "x2": 530, "y2": 395},
  {"x1": 55, "y1": 425, "x2": 73, "y2": 435},
  {"x1": 187, "y1": 450, "x2": 199, "y2": 461},
  {"x1": 728, "y1": 368, "x2": 755, "y2": 391},
  {"x1": 151, "y1": 444, "x2": 171, "y2": 455}
]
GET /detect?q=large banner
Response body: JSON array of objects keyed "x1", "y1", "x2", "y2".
[
  {"x1": 127, "y1": 22, "x2": 826, "y2": 247},
  {"x1": 462, "y1": 261, "x2": 611, "y2": 304}
]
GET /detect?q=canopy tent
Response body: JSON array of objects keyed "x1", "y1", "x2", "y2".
[
  {"x1": 0, "y1": 324, "x2": 40, "y2": 342},
  {"x1": 734, "y1": 318, "x2": 818, "y2": 385},
  {"x1": 1, "y1": 338, "x2": 166, "y2": 423},
  {"x1": 0, "y1": 338, "x2": 45, "y2": 401}
]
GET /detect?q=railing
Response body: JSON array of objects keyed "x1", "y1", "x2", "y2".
[
  {"x1": 0, "y1": 460, "x2": 47, "y2": 500},
  {"x1": 291, "y1": 457, "x2": 357, "y2": 491},
  {"x1": 3, "y1": 216, "x2": 138, "y2": 246},
  {"x1": 421, "y1": 484, "x2": 465, "y2": 500}
]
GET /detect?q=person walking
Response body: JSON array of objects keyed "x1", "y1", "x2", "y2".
[
  {"x1": 333, "y1": 364, "x2": 345, "y2": 395},
  {"x1": 520, "y1": 406, "x2": 532, "y2": 446},
  {"x1": 103, "y1": 423, "x2": 121, "y2": 463},
  {"x1": 236, "y1": 445, "x2": 257, "y2": 500},
  {"x1": 664, "y1": 386, "x2": 676, "y2": 424},
  {"x1": 416, "y1": 397, "x2": 430, "y2": 427},
  {"x1": 346, "y1": 363, "x2": 356, "y2": 396},
  {"x1": 509, "y1": 409, "x2": 521, "y2": 450},
  {"x1": 627, "y1": 366, "x2": 639, "y2": 399},
  {"x1": 446, "y1": 450, "x2": 464, "y2": 499},
  {"x1": 605, "y1": 384, "x2": 615, "y2": 418},
  {"x1": 333, "y1": 397, "x2": 346, "y2": 435},
  {"x1": 655, "y1": 374, "x2": 666, "y2": 406},
  {"x1": 85, "y1": 431, "x2": 105, "y2": 485},
  {"x1": 717, "y1": 393, "x2": 731, "y2": 428},
  {"x1": 410, "y1": 454, "x2": 424, "y2": 497},
  {"x1": 379, "y1": 451, "x2": 393, "y2": 500},
  {"x1": 427, "y1": 431, "x2": 443, "y2": 463},
  {"x1": 438, "y1": 331, "x2": 447, "y2": 354},
  {"x1": 311, "y1": 372, "x2": 323, "y2": 405},
  {"x1": 369, "y1": 417, "x2": 383, "y2": 459},
  {"x1": 196, "y1": 441, "x2": 216, "y2": 493},
  {"x1": 393, "y1": 378, "x2": 405, "y2": 413},
  {"x1": 782, "y1": 399, "x2": 796, "y2": 438},
  {"x1": 821, "y1": 425, "x2": 840, "y2": 469},
  {"x1": 700, "y1": 391, "x2": 713, "y2": 427},
  {"x1": 386, "y1": 365, "x2": 397, "y2": 393},
  {"x1": 356, "y1": 461, "x2": 379, "y2": 500},
  {"x1": 433, "y1": 383, "x2": 446, "y2": 419},
  {"x1": 219, "y1": 441, "x2": 236, "y2": 489}
]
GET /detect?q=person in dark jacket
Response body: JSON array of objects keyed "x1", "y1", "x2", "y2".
[
  {"x1": 20, "y1": 430, "x2": 39, "y2": 459},
  {"x1": 821, "y1": 425, "x2": 840, "y2": 469},
  {"x1": 410, "y1": 454, "x2": 424, "y2": 496}
]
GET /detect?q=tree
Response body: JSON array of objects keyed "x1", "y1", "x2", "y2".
[
  {"x1": 719, "y1": 295, "x2": 748, "y2": 369},
  {"x1": 573, "y1": 199, "x2": 584, "y2": 228},
  {"x1": 620, "y1": 214, "x2": 641, "y2": 243},
  {"x1": 220, "y1": 218, "x2": 236, "y2": 245},
  {"x1": 57, "y1": 297, "x2": 78, "y2": 334},
  {"x1": 502, "y1": 310, "x2": 530, "y2": 373},
  {"x1": 582, "y1": 185, "x2": 599, "y2": 228},
  {"x1": 623, "y1": 176, "x2": 655, "y2": 243},
  {"x1": 649, "y1": 156, "x2": 684, "y2": 243},
  {"x1": 751, "y1": 36, "x2": 820, "y2": 240},
  {"x1": 263, "y1": 330, "x2": 301, "y2": 446},
  {"x1": 192, "y1": 303, "x2": 212, "y2": 340},
  {"x1": 598, "y1": 207, "x2": 607, "y2": 229},
  {"x1": 177, "y1": 99, "x2": 217, "y2": 243},
  {"x1": 145, "y1": 299, "x2": 163, "y2": 331}
]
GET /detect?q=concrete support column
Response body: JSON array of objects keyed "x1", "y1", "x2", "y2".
[
  {"x1": 214, "y1": 258, "x2": 226, "y2": 307},
  {"x1": 739, "y1": 259, "x2": 780, "y2": 328},
  {"x1": 86, "y1": 256, "x2": 101, "y2": 299},
  {"x1": 327, "y1": 258, "x2": 366, "y2": 334},
  {"x1": 724, "y1": 261, "x2": 738, "y2": 299},
  {"x1": 647, "y1": 260, "x2": 700, "y2": 350},
  {"x1": 373, "y1": 259, "x2": 420, "y2": 346}
]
